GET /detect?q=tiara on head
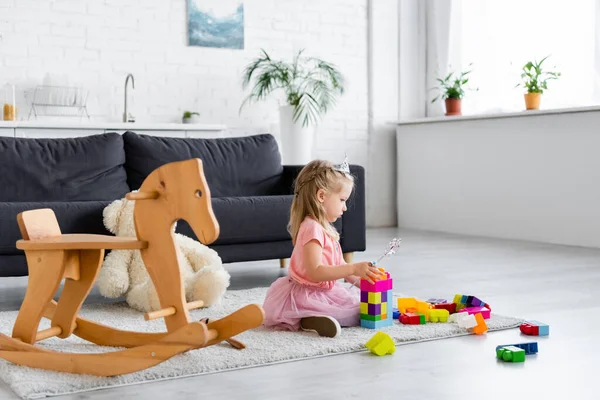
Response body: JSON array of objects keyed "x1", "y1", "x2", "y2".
[{"x1": 333, "y1": 154, "x2": 350, "y2": 174}]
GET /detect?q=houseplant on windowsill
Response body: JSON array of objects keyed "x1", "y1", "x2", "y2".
[
  {"x1": 182, "y1": 111, "x2": 200, "y2": 124},
  {"x1": 431, "y1": 66, "x2": 475, "y2": 116},
  {"x1": 516, "y1": 56, "x2": 560, "y2": 110},
  {"x1": 240, "y1": 49, "x2": 345, "y2": 164}
]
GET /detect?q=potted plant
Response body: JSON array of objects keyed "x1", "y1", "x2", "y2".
[
  {"x1": 431, "y1": 66, "x2": 475, "y2": 116},
  {"x1": 240, "y1": 49, "x2": 345, "y2": 164},
  {"x1": 182, "y1": 111, "x2": 200, "y2": 124},
  {"x1": 516, "y1": 56, "x2": 560, "y2": 110}
]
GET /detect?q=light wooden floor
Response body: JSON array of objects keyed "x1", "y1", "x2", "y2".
[{"x1": 0, "y1": 227, "x2": 598, "y2": 399}]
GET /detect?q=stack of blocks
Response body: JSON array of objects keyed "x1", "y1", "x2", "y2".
[{"x1": 360, "y1": 270, "x2": 393, "y2": 329}]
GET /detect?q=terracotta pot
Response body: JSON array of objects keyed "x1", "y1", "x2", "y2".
[
  {"x1": 524, "y1": 93, "x2": 541, "y2": 110},
  {"x1": 444, "y1": 98, "x2": 462, "y2": 116}
]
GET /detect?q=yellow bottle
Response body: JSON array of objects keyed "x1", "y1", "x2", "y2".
[{"x1": 3, "y1": 104, "x2": 16, "y2": 121}]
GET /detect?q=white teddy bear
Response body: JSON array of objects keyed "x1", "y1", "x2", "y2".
[{"x1": 96, "y1": 196, "x2": 230, "y2": 313}]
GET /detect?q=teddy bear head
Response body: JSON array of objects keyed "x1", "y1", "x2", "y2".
[
  {"x1": 103, "y1": 197, "x2": 137, "y2": 237},
  {"x1": 103, "y1": 194, "x2": 180, "y2": 237}
]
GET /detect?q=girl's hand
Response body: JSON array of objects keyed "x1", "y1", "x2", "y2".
[{"x1": 352, "y1": 262, "x2": 384, "y2": 284}]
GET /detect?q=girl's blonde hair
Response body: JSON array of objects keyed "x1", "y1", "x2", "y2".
[{"x1": 288, "y1": 160, "x2": 354, "y2": 245}]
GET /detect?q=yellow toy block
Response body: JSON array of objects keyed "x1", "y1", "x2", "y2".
[
  {"x1": 365, "y1": 332, "x2": 396, "y2": 356},
  {"x1": 360, "y1": 302, "x2": 368, "y2": 314},
  {"x1": 428, "y1": 308, "x2": 449, "y2": 322},
  {"x1": 368, "y1": 292, "x2": 382, "y2": 304},
  {"x1": 416, "y1": 300, "x2": 432, "y2": 321},
  {"x1": 381, "y1": 302, "x2": 387, "y2": 315},
  {"x1": 397, "y1": 297, "x2": 417, "y2": 313}
]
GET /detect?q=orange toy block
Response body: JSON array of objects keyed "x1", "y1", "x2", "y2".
[
  {"x1": 397, "y1": 298, "x2": 417, "y2": 313},
  {"x1": 472, "y1": 313, "x2": 488, "y2": 335},
  {"x1": 416, "y1": 300, "x2": 432, "y2": 321}
]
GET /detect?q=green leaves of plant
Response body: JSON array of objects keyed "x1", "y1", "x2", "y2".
[
  {"x1": 240, "y1": 48, "x2": 346, "y2": 127},
  {"x1": 431, "y1": 68, "x2": 474, "y2": 103},
  {"x1": 516, "y1": 55, "x2": 561, "y2": 94}
]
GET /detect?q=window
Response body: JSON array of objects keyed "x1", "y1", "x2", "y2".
[{"x1": 458, "y1": 0, "x2": 596, "y2": 115}]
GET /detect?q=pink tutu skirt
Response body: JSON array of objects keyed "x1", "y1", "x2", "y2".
[{"x1": 263, "y1": 277, "x2": 360, "y2": 331}]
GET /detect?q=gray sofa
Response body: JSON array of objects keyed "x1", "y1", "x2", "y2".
[{"x1": 0, "y1": 131, "x2": 366, "y2": 277}]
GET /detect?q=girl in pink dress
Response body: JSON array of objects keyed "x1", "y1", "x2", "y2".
[{"x1": 262, "y1": 159, "x2": 383, "y2": 338}]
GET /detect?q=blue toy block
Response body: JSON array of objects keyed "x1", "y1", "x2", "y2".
[
  {"x1": 496, "y1": 342, "x2": 538, "y2": 355},
  {"x1": 392, "y1": 308, "x2": 400, "y2": 319},
  {"x1": 361, "y1": 318, "x2": 393, "y2": 329}
]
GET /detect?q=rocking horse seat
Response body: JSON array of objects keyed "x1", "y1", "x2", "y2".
[{"x1": 16, "y1": 234, "x2": 147, "y2": 251}]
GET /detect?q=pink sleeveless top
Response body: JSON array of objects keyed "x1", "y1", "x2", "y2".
[{"x1": 289, "y1": 217, "x2": 344, "y2": 289}]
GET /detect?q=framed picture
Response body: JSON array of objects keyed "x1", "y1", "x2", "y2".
[{"x1": 187, "y1": 0, "x2": 244, "y2": 49}]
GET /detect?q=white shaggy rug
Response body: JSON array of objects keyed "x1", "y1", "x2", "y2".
[{"x1": 0, "y1": 288, "x2": 523, "y2": 399}]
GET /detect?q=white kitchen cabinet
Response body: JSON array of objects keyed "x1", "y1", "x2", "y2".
[
  {"x1": 16, "y1": 128, "x2": 105, "y2": 138},
  {"x1": 186, "y1": 129, "x2": 226, "y2": 139},
  {"x1": 0, "y1": 128, "x2": 14, "y2": 137},
  {"x1": 106, "y1": 130, "x2": 187, "y2": 138}
]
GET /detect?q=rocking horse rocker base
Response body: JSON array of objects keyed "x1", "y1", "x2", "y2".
[{"x1": 0, "y1": 159, "x2": 265, "y2": 377}]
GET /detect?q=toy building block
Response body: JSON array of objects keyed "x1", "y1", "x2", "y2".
[
  {"x1": 416, "y1": 300, "x2": 432, "y2": 321},
  {"x1": 457, "y1": 314, "x2": 477, "y2": 329},
  {"x1": 458, "y1": 306, "x2": 491, "y2": 319},
  {"x1": 496, "y1": 342, "x2": 538, "y2": 355},
  {"x1": 365, "y1": 332, "x2": 396, "y2": 356},
  {"x1": 434, "y1": 302, "x2": 457, "y2": 314},
  {"x1": 449, "y1": 312, "x2": 470, "y2": 323},
  {"x1": 453, "y1": 294, "x2": 492, "y2": 312},
  {"x1": 496, "y1": 346, "x2": 525, "y2": 362},
  {"x1": 426, "y1": 298, "x2": 447, "y2": 305},
  {"x1": 360, "y1": 270, "x2": 393, "y2": 329},
  {"x1": 428, "y1": 309, "x2": 449, "y2": 322},
  {"x1": 471, "y1": 313, "x2": 488, "y2": 335},
  {"x1": 397, "y1": 298, "x2": 417, "y2": 313},
  {"x1": 392, "y1": 308, "x2": 400, "y2": 319},
  {"x1": 399, "y1": 312, "x2": 426, "y2": 325},
  {"x1": 520, "y1": 321, "x2": 549, "y2": 336}
]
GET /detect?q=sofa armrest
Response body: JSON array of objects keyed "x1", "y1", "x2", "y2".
[
  {"x1": 280, "y1": 164, "x2": 366, "y2": 253},
  {"x1": 340, "y1": 165, "x2": 366, "y2": 253}
]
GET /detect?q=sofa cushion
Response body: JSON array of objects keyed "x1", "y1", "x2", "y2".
[
  {"x1": 0, "y1": 133, "x2": 129, "y2": 202},
  {"x1": 176, "y1": 195, "x2": 342, "y2": 246},
  {"x1": 176, "y1": 195, "x2": 293, "y2": 245},
  {"x1": 0, "y1": 201, "x2": 111, "y2": 255},
  {"x1": 123, "y1": 132, "x2": 284, "y2": 197}
]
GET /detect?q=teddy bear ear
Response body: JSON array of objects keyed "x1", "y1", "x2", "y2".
[{"x1": 103, "y1": 198, "x2": 126, "y2": 234}]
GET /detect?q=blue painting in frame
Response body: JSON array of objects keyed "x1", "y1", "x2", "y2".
[{"x1": 188, "y1": 0, "x2": 244, "y2": 49}]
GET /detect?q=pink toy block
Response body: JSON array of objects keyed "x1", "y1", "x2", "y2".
[
  {"x1": 458, "y1": 307, "x2": 491, "y2": 319},
  {"x1": 360, "y1": 274, "x2": 392, "y2": 292}
]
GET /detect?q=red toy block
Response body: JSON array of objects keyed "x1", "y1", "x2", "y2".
[
  {"x1": 520, "y1": 321, "x2": 549, "y2": 336},
  {"x1": 399, "y1": 313, "x2": 425, "y2": 325},
  {"x1": 434, "y1": 302, "x2": 457, "y2": 314}
]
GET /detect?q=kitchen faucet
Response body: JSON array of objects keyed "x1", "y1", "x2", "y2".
[{"x1": 123, "y1": 73, "x2": 135, "y2": 122}]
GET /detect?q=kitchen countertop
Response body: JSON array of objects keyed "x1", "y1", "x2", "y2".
[{"x1": 0, "y1": 121, "x2": 227, "y2": 130}]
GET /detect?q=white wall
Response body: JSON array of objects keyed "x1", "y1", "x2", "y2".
[
  {"x1": 366, "y1": 0, "x2": 399, "y2": 227},
  {"x1": 0, "y1": 0, "x2": 369, "y2": 170},
  {"x1": 396, "y1": 109, "x2": 600, "y2": 248}
]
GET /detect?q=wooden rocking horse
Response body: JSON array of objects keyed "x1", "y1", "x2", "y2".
[{"x1": 0, "y1": 159, "x2": 265, "y2": 376}]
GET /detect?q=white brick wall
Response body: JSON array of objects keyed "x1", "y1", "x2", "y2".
[
  {"x1": 0, "y1": 0, "x2": 368, "y2": 164},
  {"x1": 0, "y1": 0, "x2": 395, "y2": 227}
]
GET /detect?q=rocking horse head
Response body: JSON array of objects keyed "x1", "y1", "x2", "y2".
[{"x1": 126, "y1": 159, "x2": 220, "y2": 244}]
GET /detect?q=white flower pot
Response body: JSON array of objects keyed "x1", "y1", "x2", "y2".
[{"x1": 278, "y1": 105, "x2": 315, "y2": 165}]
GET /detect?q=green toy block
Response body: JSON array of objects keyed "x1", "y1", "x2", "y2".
[
  {"x1": 360, "y1": 313, "x2": 382, "y2": 321},
  {"x1": 496, "y1": 346, "x2": 525, "y2": 362}
]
